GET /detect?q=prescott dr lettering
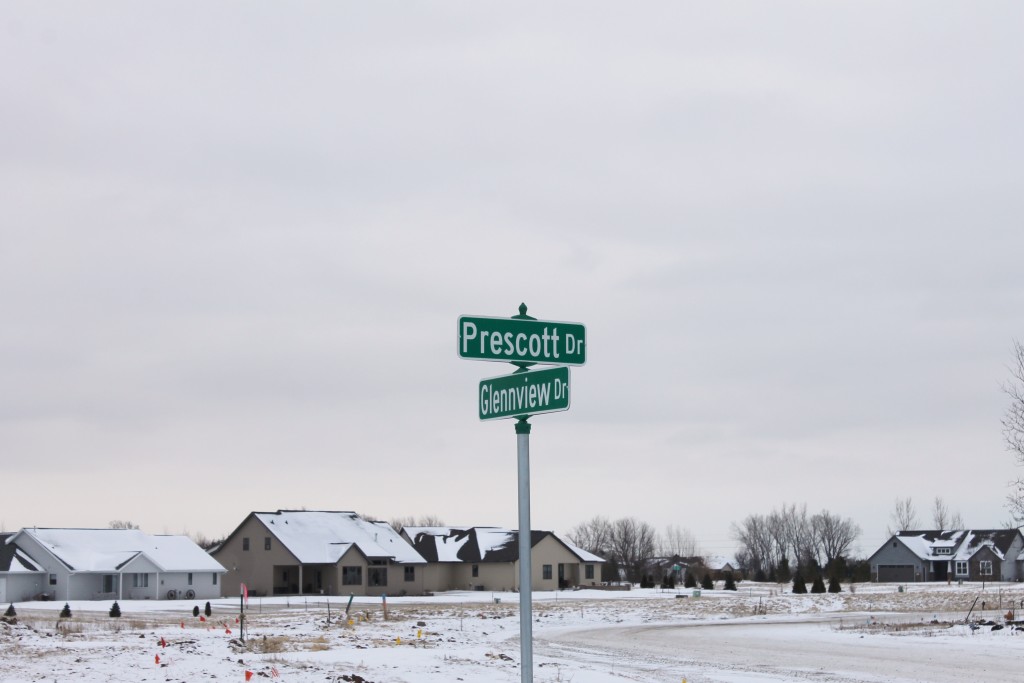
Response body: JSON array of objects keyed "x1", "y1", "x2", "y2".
[{"x1": 458, "y1": 316, "x2": 586, "y2": 365}]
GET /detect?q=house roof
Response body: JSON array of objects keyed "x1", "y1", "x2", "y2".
[
  {"x1": 893, "y1": 529, "x2": 1023, "y2": 562},
  {"x1": 0, "y1": 533, "x2": 44, "y2": 573},
  {"x1": 404, "y1": 526, "x2": 605, "y2": 564},
  {"x1": 251, "y1": 511, "x2": 426, "y2": 565},
  {"x1": 11, "y1": 528, "x2": 225, "y2": 573}
]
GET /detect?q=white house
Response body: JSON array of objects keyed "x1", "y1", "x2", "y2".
[{"x1": 4, "y1": 528, "x2": 226, "y2": 602}]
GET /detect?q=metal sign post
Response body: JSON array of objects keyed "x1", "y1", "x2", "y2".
[
  {"x1": 516, "y1": 417, "x2": 533, "y2": 681},
  {"x1": 458, "y1": 303, "x2": 586, "y2": 683}
]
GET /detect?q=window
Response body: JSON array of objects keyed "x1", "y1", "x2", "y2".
[
  {"x1": 342, "y1": 566, "x2": 362, "y2": 586},
  {"x1": 585, "y1": 565, "x2": 594, "y2": 580},
  {"x1": 265, "y1": 537, "x2": 272, "y2": 551},
  {"x1": 404, "y1": 566, "x2": 415, "y2": 582},
  {"x1": 242, "y1": 537, "x2": 250, "y2": 551},
  {"x1": 132, "y1": 573, "x2": 149, "y2": 588},
  {"x1": 472, "y1": 564, "x2": 479, "y2": 578},
  {"x1": 187, "y1": 573, "x2": 193, "y2": 586},
  {"x1": 103, "y1": 575, "x2": 115, "y2": 593},
  {"x1": 49, "y1": 574, "x2": 57, "y2": 586},
  {"x1": 543, "y1": 564, "x2": 552, "y2": 580},
  {"x1": 368, "y1": 567, "x2": 388, "y2": 587},
  {"x1": 955, "y1": 561, "x2": 969, "y2": 576},
  {"x1": 213, "y1": 573, "x2": 218, "y2": 585},
  {"x1": 935, "y1": 548, "x2": 951, "y2": 555},
  {"x1": 980, "y1": 560, "x2": 993, "y2": 576}
]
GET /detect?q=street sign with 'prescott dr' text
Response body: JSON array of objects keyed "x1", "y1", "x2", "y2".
[
  {"x1": 458, "y1": 315, "x2": 586, "y2": 366},
  {"x1": 478, "y1": 366, "x2": 570, "y2": 421}
]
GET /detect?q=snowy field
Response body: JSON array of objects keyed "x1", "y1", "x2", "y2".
[{"x1": 3, "y1": 582, "x2": 1024, "y2": 682}]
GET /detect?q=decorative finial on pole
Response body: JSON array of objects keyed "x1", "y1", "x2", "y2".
[{"x1": 513, "y1": 303, "x2": 536, "y2": 321}]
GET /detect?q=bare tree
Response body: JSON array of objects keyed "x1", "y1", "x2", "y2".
[
  {"x1": 887, "y1": 498, "x2": 918, "y2": 535},
  {"x1": 932, "y1": 497, "x2": 950, "y2": 529},
  {"x1": 811, "y1": 510, "x2": 861, "y2": 568},
  {"x1": 732, "y1": 513, "x2": 778, "y2": 576},
  {"x1": 566, "y1": 516, "x2": 613, "y2": 557},
  {"x1": 388, "y1": 515, "x2": 445, "y2": 533},
  {"x1": 659, "y1": 524, "x2": 699, "y2": 558},
  {"x1": 607, "y1": 517, "x2": 657, "y2": 583},
  {"x1": 1003, "y1": 340, "x2": 1024, "y2": 524},
  {"x1": 108, "y1": 520, "x2": 139, "y2": 530},
  {"x1": 950, "y1": 510, "x2": 965, "y2": 529}
]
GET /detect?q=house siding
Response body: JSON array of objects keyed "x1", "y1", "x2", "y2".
[
  {"x1": 868, "y1": 540, "x2": 929, "y2": 582},
  {"x1": 212, "y1": 516, "x2": 299, "y2": 597}
]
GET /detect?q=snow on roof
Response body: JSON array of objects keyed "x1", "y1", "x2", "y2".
[
  {"x1": 19, "y1": 528, "x2": 224, "y2": 573},
  {"x1": 255, "y1": 511, "x2": 425, "y2": 565},
  {"x1": 405, "y1": 526, "x2": 605, "y2": 564},
  {"x1": 403, "y1": 527, "x2": 475, "y2": 563},
  {"x1": 894, "y1": 529, "x2": 1020, "y2": 561},
  {"x1": 552, "y1": 532, "x2": 605, "y2": 563}
]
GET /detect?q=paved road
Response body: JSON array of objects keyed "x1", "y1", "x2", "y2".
[{"x1": 538, "y1": 614, "x2": 1024, "y2": 682}]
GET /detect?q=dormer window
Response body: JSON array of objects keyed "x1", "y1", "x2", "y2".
[{"x1": 935, "y1": 548, "x2": 952, "y2": 555}]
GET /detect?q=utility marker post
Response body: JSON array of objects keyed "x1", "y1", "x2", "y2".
[{"x1": 457, "y1": 302, "x2": 586, "y2": 683}]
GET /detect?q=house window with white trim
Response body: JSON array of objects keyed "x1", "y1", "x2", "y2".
[
  {"x1": 935, "y1": 548, "x2": 951, "y2": 555},
  {"x1": 542, "y1": 564, "x2": 552, "y2": 580},
  {"x1": 980, "y1": 560, "x2": 993, "y2": 576},
  {"x1": 585, "y1": 564, "x2": 594, "y2": 580},
  {"x1": 187, "y1": 573, "x2": 193, "y2": 585},
  {"x1": 404, "y1": 566, "x2": 415, "y2": 582},
  {"x1": 132, "y1": 573, "x2": 149, "y2": 588},
  {"x1": 49, "y1": 574, "x2": 57, "y2": 586},
  {"x1": 955, "y1": 561, "x2": 969, "y2": 576},
  {"x1": 213, "y1": 573, "x2": 218, "y2": 585}
]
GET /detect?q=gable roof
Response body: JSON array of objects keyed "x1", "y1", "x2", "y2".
[
  {"x1": 249, "y1": 511, "x2": 425, "y2": 565},
  {"x1": 11, "y1": 528, "x2": 225, "y2": 573},
  {"x1": 404, "y1": 526, "x2": 605, "y2": 564},
  {"x1": 892, "y1": 529, "x2": 1023, "y2": 561},
  {"x1": 0, "y1": 533, "x2": 44, "y2": 573}
]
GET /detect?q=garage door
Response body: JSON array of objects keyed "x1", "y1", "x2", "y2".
[{"x1": 877, "y1": 565, "x2": 915, "y2": 582}]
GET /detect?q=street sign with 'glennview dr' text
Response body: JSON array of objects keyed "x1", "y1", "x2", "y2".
[{"x1": 478, "y1": 366, "x2": 570, "y2": 421}]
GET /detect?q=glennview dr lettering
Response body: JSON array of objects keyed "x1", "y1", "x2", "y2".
[
  {"x1": 480, "y1": 375, "x2": 569, "y2": 417},
  {"x1": 461, "y1": 321, "x2": 583, "y2": 360}
]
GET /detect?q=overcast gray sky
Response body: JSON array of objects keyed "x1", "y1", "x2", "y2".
[{"x1": 2, "y1": 2, "x2": 1022, "y2": 558}]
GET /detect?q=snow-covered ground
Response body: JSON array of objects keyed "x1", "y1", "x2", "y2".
[{"x1": 3, "y1": 583, "x2": 1023, "y2": 682}]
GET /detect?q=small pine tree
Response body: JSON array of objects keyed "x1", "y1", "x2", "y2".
[
  {"x1": 204, "y1": 601, "x2": 212, "y2": 617},
  {"x1": 810, "y1": 575, "x2": 827, "y2": 594},
  {"x1": 109, "y1": 601, "x2": 121, "y2": 618},
  {"x1": 684, "y1": 571, "x2": 697, "y2": 588},
  {"x1": 828, "y1": 576, "x2": 842, "y2": 593},
  {"x1": 701, "y1": 573, "x2": 714, "y2": 590},
  {"x1": 192, "y1": 605, "x2": 200, "y2": 617},
  {"x1": 791, "y1": 572, "x2": 807, "y2": 594},
  {"x1": 4, "y1": 604, "x2": 15, "y2": 618},
  {"x1": 60, "y1": 603, "x2": 72, "y2": 618},
  {"x1": 724, "y1": 572, "x2": 737, "y2": 591}
]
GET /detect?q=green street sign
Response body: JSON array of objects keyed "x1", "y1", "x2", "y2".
[
  {"x1": 479, "y1": 367, "x2": 571, "y2": 421},
  {"x1": 458, "y1": 315, "x2": 586, "y2": 366}
]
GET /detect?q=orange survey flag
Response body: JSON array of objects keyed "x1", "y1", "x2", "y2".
[
  {"x1": 155, "y1": 654, "x2": 161, "y2": 665},
  {"x1": 245, "y1": 671, "x2": 253, "y2": 681}
]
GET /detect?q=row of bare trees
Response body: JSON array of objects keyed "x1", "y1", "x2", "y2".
[
  {"x1": 731, "y1": 504, "x2": 860, "y2": 577},
  {"x1": 887, "y1": 496, "x2": 964, "y2": 534},
  {"x1": 567, "y1": 517, "x2": 700, "y2": 583}
]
